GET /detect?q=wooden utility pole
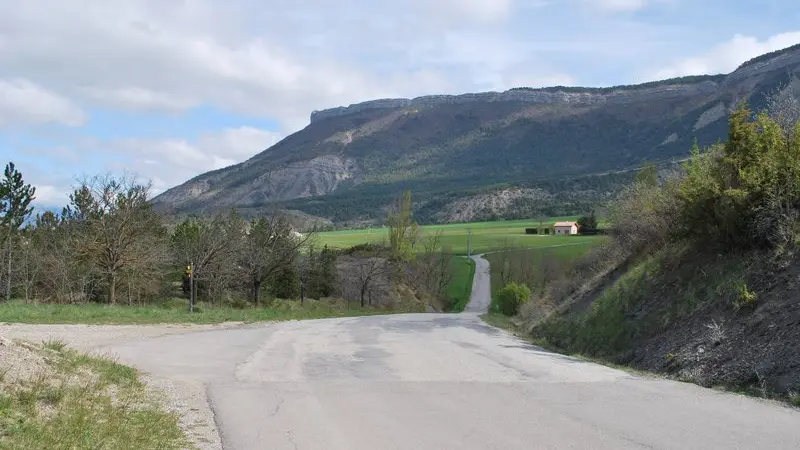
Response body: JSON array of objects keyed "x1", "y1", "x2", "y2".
[{"x1": 188, "y1": 262, "x2": 195, "y2": 313}]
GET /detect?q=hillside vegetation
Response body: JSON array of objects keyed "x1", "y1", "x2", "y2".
[
  {"x1": 0, "y1": 168, "x2": 461, "y2": 321},
  {"x1": 514, "y1": 89, "x2": 800, "y2": 401},
  {"x1": 153, "y1": 45, "x2": 800, "y2": 224}
]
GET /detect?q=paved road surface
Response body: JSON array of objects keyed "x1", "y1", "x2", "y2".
[
  {"x1": 3, "y1": 255, "x2": 799, "y2": 449},
  {"x1": 464, "y1": 254, "x2": 491, "y2": 313}
]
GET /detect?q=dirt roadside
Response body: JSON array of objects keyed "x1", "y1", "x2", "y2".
[{"x1": 0, "y1": 323, "x2": 243, "y2": 450}]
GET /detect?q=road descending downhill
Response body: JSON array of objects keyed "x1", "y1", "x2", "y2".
[
  {"x1": 465, "y1": 254, "x2": 491, "y2": 313},
  {"x1": 3, "y1": 260, "x2": 800, "y2": 449}
]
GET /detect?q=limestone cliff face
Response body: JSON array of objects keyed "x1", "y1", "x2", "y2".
[
  {"x1": 154, "y1": 155, "x2": 361, "y2": 214},
  {"x1": 309, "y1": 81, "x2": 721, "y2": 124},
  {"x1": 307, "y1": 44, "x2": 800, "y2": 126}
]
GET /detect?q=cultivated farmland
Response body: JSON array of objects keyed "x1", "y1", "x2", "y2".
[{"x1": 315, "y1": 217, "x2": 604, "y2": 255}]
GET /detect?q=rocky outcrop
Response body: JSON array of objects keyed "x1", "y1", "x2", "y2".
[
  {"x1": 155, "y1": 155, "x2": 361, "y2": 212},
  {"x1": 260, "y1": 155, "x2": 362, "y2": 201},
  {"x1": 694, "y1": 102, "x2": 727, "y2": 131},
  {"x1": 660, "y1": 132, "x2": 679, "y2": 146},
  {"x1": 310, "y1": 82, "x2": 720, "y2": 123},
  {"x1": 433, "y1": 188, "x2": 552, "y2": 223}
]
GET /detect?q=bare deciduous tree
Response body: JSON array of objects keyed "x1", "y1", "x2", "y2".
[
  {"x1": 15, "y1": 231, "x2": 40, "y2": 303},
  {"x1": 70, "y1": 174, "x2": 166, "y2": 304},
  {"x1": 766, "y1": 82, "x2": 800, "y2": 138},
  {"x1": 352, "y1": 257, "x2": 389, "y2": 307},
  {"x1": 171, "y1": 210, "x2": 246, "y2": 304},
  {"x1": 239, "y1": 215, "x2": 315, "y2": 305},
  {"x1": 413, "y1": 230, "x2": 454, "y2": 298}
]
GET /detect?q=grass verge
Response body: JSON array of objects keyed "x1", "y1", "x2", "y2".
[
  {"x1": 480, "y1": 312, "x2": 661, "y2": 378},
  {"x1": 0, "y1": 340, "x2": 188, "y2": 449},
  {"x1": 446, "y1": 257, "x2": 475, "y2": 312},
  {"x1": 0, "y1": 298, "x2": 389, "y2": 325}
]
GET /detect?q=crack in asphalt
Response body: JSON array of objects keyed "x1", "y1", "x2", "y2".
[
  {"x1": 271, "y1": 393, "x2": 285, "y2": 417},
  {"x1": 286, "y1": 429, "x2": 299, "y2": 450}
]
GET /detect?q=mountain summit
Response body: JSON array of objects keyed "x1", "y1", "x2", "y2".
[{"x1": 153, "y1": 44, "x2": 800, "y2": 224}]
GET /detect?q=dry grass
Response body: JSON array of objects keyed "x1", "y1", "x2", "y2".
[{"x1": 0, "y1": 339, "x2": 189, "y2": 449}]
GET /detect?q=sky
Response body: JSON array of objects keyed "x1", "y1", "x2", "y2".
[{"x1": 1, "y1": 0, "x2": 800, "y2": 209}]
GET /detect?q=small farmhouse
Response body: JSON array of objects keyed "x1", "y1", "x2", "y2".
[{"x1": 553, "y1": 221, "x2": 578, "y2": 235}]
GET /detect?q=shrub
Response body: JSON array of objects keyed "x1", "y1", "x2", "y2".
[
  {"x1": 732, "y1": 282, "x2": 757, "y2": 310},
  {"x1": 705, "y1": 320, "x2": 726, "y2": 345},
  {"x1": 343, "y1": 243, "x2": 387, "y2": 256},
  {"x1": 496, "y1": 282, "x2": 531, "y2": 316},
  {"x1": 608, "y1": 177, "x2": 681, "y2": 254},
  {"x1": 676, "y1": 105, "x2": 800, "y2": 250},
  {"x1": 224, "y1": 297, "x2": 250, "y2": 310},
  {"x1": 577, "y1": 210, "x2": 598, "y2": 230}
]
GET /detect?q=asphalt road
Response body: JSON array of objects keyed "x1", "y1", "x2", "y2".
[
  {"x1": 464, "y1": 254, "x2": 491, "y2": 313},
  {"x1": 4, "y1": 255, "x2": 799, "y2": 449}
]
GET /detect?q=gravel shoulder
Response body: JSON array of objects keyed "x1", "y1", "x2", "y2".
[{"x1": 0, "y1": 322, "x2": 240, "y2": 450}]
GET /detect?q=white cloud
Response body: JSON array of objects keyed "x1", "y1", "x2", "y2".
[
  {"x1": 591, "y1": 0, "x2": 647, "y2": 11},
  {"x1": 32, "y1": 184, "x2": 70, "y2": 207},
  {"x1": 109, "y1": 126, "x2": 283, "y2": 193},
  {"x1": 583, "y1": 0, "x2": 673, "y2": 12},
  {"x1": 646, "y1": 31, "x2": 800, "y2": 80},
  {"x1": 414, "y1": 0, "x2": 517, "y2": 24},
  {"x1": 0, "y1": 0, "x2": 574, "y2": 131},
  {"x1": 26, "y1": 126, "x2": 283, "y2": 204},
  {"x1": 82, "y1": 87, "x2": 198, "y2": 113},
  {"x1": 22, "y1": 146, "x2": 79, "y2": 163},
  {"x1": 0, "y1": 78, "x2": 85, "y2": 128},
  {"x1": 198, "y1": 127, "x2": 284, "y2": 160}
]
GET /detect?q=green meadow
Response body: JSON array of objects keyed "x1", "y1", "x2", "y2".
[
  {"x1": 315, "y1": 216, "x2": 603, "y2": 255},
  {"x1": 313, "y1": 217, "x2": 607, "y2": 312}
]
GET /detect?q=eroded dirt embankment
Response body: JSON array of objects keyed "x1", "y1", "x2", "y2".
[{"x1": 530, "y1": 249, "x2": 800, "y2": 398}]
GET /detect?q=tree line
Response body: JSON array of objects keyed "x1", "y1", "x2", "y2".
[
  {"x1": 0, "y1": 170, "x2": 456, "y2": 311},
  {"x1": 0, "y1": 172, "x2": 340, "y2": 306}
]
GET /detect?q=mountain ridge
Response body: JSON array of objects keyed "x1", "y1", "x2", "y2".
[
  {"x1": 154, "y1": 44, "x2": 800, "y2": 225},
  {"x1": 309, "y1": 76, "x2": 724, "y2": 123}
]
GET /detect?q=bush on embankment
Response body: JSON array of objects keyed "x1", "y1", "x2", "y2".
[{"x1": 522, "y1": 101, "x2": 800, "y2": 399}]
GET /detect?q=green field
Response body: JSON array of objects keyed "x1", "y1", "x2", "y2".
[
  {"x1": 315, "y1": 217, "x2": 602, "y2": 255},
  {"x1": 313, "y1": 217, "x2": 607, "y2": 313},
  {"x1": 485, "y1": 240, "x2": 606, "y2": 303}
]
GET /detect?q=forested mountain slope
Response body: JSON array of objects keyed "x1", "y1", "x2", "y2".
[{"x1": 153, "y1": 44, "x2": 800, "y2": 224}]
